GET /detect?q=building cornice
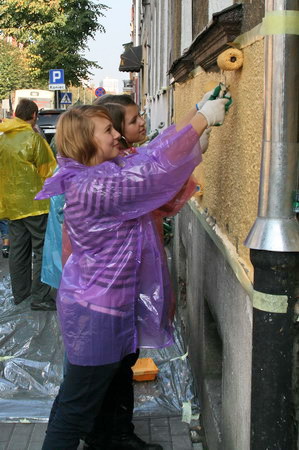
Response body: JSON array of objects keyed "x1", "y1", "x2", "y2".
[{"x1": 169, "y1": 4, "x2": 244, "y2": 82}]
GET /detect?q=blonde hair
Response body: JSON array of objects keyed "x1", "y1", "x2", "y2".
[{"x1": 55, "y1": 105, "x2": 112, "y2": 165}]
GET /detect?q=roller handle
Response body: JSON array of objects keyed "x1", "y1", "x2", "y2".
[{"x1": 208, "y1": 83, "x2": 233, "y2": 126}]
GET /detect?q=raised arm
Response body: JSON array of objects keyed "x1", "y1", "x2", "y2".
[
  {"x1": 71, "y1": 95, "x2": 231, "y2": 222},
  {"x1": 145, "y1": 95, "x2": 229, "y2": 160}
]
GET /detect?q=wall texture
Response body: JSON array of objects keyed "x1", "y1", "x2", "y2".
[{"x1": 174, "y1": 38, "x2": 264, "y2": 271}]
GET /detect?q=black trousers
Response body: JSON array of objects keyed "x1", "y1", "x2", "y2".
[
  {"x1": 8, "y1": 214, "x2": 53, "y2": 305},
  {"x1": 86, "y1": 350, "x2": 139, "y2": 445},
  {"x1": 43, "y1": 351, "x2": 139, "y2": 449},
  {"x1": 42, "y1": 360, "x2": 121, "y2": 450}
]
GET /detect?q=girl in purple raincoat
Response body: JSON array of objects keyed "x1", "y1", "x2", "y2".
[{"x1": 37, "y1": 98, "x2": 229, "y2": 450}]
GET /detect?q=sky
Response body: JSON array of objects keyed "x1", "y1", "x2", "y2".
[{"x1": 84, "y1": 0, "x2": 133, "y2": 92}]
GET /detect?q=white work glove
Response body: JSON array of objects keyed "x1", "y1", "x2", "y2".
[
  {"x1": 198, "y1": 98, "x2": 229, "y2": 126},
  {"x1": 199, "y1": 128, "x2": 211, "y2": 154},
  {"x1": 196, "y1": 89, "x2": 214, "y2": 111}
]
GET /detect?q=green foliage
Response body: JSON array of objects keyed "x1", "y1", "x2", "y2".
[
  {"x1": 0, "y1": 0, "x2": 109, "y2": 86},
  {"x1": 0, "y1": 0, "x2": 63, "y2": 42},
  {"x1": 0, "y1": 40, "x2": 31, "y2": 99}
]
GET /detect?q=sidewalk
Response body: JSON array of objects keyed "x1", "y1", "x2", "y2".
[{"x1": 0, "y1": 416, "x2": 205, "y2": 450}]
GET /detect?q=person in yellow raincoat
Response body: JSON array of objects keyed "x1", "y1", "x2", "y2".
[{"x1": 0, "y1": 99, "x2": 57, "y2": 310}]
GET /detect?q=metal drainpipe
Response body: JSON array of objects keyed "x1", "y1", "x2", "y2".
[{"x1": 244, "y1": 1, "x2": 299, "y2": 448}]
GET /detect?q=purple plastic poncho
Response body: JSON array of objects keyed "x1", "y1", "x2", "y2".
[{"x1": 36, "y1": 124, "x2": 201, "y2": 366}]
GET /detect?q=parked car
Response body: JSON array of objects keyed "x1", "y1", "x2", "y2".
[{"x1": 37, "y1": 109, "x2": 65, "y2": 144}]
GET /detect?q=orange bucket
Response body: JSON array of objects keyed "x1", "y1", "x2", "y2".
[{"x1": 132, "y1": 357, "x2": 159, "y2": 381}]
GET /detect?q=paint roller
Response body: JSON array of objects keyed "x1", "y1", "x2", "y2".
[
  {"x1": 194, "y1": 48, "x2": 243, "y2": 197},
  {"x1": 203, "y1": 48, "x2": 244, "y2": 117},
  {"x1": 217, "y1": 48, "x2": 244, "y2": 71}
]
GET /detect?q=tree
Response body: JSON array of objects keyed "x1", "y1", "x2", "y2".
[
  {"x1": 0, "y1": 0, "x2": 109, "y2": 85},
  {"x1": 0, "y1": 40, "x2": 31, "y2": 99}
]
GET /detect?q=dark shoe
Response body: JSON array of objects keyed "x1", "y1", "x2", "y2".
[
  {"x1": 110, "y1": 433, "x2": 163, "y2": 450},
  {"x1": 2, "y1": 245, "x2": 9, "y2": 258},
  {"x1": 83, "y1": 444, "x2": 106, "y2": 450},
  {"x1": 14, "y1": 298, "x2": 27, "y2": 305},
  {"x1": 31, "y1": 299, "x2": 56, "y2": 311},
  {"x1": 83, "y1": 437, "x2": 110, "y2": 450},
  {"x1": 83, "y1": 442, "x2": 109, "y2": 450},
  {"x1": 84, "y1": 434, "x2": 163, "y2": 450}
]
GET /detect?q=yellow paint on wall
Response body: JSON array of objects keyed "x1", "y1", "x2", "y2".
[{"x1": 174, "y1": 40, "x2": 264, "y2": 269}]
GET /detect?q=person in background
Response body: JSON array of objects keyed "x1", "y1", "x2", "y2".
[
  {"x1": 0, "y1": 99, "x2": 57, "y2": 310},
  {"x1": 36, "y1": 95, "x2": 229, "y2": 450},
  {"x1": 0, "y1": 220, "x2": 9, "y2": 258}
]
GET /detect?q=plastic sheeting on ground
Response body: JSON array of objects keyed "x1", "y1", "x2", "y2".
[{"x1": 0, "y1": 257, "x2": 199, "y2": 422}]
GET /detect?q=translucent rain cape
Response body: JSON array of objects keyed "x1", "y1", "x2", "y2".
[
  {"x1": 41, "y1": 192, "x2": 65, "y2": 289},
  {"x1": 0, "y1": 118, "x2": 56, "y2": 220},
  {"x1": 36, "y1": 124, "x2": 202, "y2": 366}
]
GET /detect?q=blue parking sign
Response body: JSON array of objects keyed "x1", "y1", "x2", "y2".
[
  {"x1": 49, "y1": 69, "x2": 66, "y2": 90},
  {"x1": 49, "y1": 69, "x2": 65, "y2": 84}
]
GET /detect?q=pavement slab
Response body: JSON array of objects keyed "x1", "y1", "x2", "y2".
[{"x1": 0, "y1": 416, "x2": 207, "y2": 450}]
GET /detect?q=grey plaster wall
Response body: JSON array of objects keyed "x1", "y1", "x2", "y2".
[
  {"x1": 240, "y1": 0, "x2": 265, "y2": 32},
  {"x1": 172, "y1": 203, "x2": 253, "y2": 450}
]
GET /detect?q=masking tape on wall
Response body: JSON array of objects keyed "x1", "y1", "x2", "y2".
[
  {"x1": 170, "y1": 350, "x2": 188, "y2": 362},
  {"x1": 253, "y1": 290, "x2": 288, "y2": 313},
  {"x1": 182, "y1": 401, "x2": 192, "y2": 424},
  {"x1": 260, "y1": 10, "x2": 299, "y2": 36},
  {"x1": 233, "y1": 23, "x2": 264, "y2": 48},
  {"x1": 182, "y1": 401, "x2": 200, "y2": 424},
  {"x1": 233, "y1": 10, "x2": 299, "y2": 49}
]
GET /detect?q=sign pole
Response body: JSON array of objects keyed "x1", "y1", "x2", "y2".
[{"x1": 55, "y1": 90, "x2": 60, "y2": 109}]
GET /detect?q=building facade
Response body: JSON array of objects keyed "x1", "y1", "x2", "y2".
[{"x1": 128, "y1": 1, "x2": 299, "y2": 449}]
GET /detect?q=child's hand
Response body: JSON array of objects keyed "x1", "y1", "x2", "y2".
[{"x1": 198, "y1": 98, "x2": 230, "y2": 127}]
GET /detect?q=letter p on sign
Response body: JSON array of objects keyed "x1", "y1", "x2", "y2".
[{"x1": 53, "y1": 71, "x2": 62, "y2": 82}]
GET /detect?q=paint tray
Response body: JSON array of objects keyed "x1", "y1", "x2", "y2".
[{"x1": 132, "y1": 357, "x2": 159, "y2": 381}]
